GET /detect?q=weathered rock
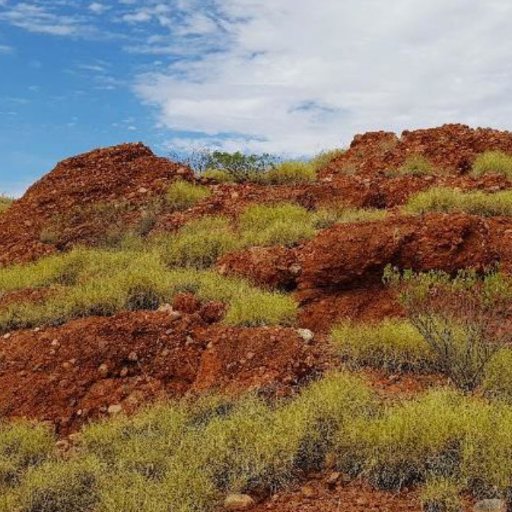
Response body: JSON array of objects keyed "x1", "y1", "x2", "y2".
[
  {"x1": 297, "y1": 328, "x2": 314, "y2": 343},
  {"x1": 223, "y1": 493, "x2": 255, "y2": 511}
]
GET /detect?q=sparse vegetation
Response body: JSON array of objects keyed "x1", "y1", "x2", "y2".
[
  {"x1": 385, "y1": 268, "x2": 512, "y2": 390},
  {"x1": 398, "y1": 154, "x2": 435, "y2": 176},
  {"x1": 331, "y1": 320, "x2": 436, "y2": 372},
  {"x1": 202, "y1": 168, "x2": 235, "y2": 183},
  {"x1": 6, "y1": 374, "x2": 512, "y2": 509},
  {"x1": 309, "y1": 148, "x2": 345, "y2": 170},
  {"x1": 472, "y1": 150, "x2": 512, "y2": 178},
  {"x1": 166, "y1": 180, "x2": 211, "y2": 211},
  {"x1": 404, "y1": 187, "x2": 512, "y2": 216},
  {"x1": 262, "y1": 161, "x2": 316, "y2": 185},
  {"x1": 0, "y1": 247, "x2": 297, "y2": 330}
]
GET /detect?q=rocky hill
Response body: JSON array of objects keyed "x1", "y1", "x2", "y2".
[{"x1": 1, "y1": 124, "x2": 512, "y2": 512}]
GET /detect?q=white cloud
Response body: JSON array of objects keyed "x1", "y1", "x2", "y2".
[
  {"x1": 134, "y1": 0, "x2": 512, "y2": 154},
  {"x1": 88, "y1": 3, "x2": 110, "y2": 15},
  {"x1": 0, "y1": 2, "x2": 87, "y2": 36},
  {"x1": 0, "y1": 44, "x2": 13, "y2": 53}
]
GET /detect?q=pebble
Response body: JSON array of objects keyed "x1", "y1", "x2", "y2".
[
  {"x1": 326, "y1": 472, "x2": 341, "y2": 486},
  {"x1": 297, "y1": 328, "x2": 315, "y2": 343},
  {"x1": 120, "y1": 367, "x2": 129, "y2": 377},
  {"x1": 3, "y1": 333, "x2": 11, "y2": 340},
  {"x1": 51, "y1": 339, "x2": 60, "y2": 348},
  {"x1": 127, "y1": 351, "x2": 138, "y2": 362},
  {"x1": 300, "y1": 485, "x2": 318, "y2": 499},
  {"x1": 223, "y1": 494, "x2": 255, "y2": 511},
  {"x1": 107, "y1": 404, "x2": 123, "y2": 415},
  {"x1": 98, "y1": 364, "x2": 109, "y2": 377}
]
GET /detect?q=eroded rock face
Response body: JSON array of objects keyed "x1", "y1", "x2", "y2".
[{"x1": 298, "y1": 213, "x2": 499, "y2": 292}]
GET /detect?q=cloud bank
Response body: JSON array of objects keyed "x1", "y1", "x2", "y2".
[{"x1": 132, "y1": 0, "x2": 512, "y2": 154}]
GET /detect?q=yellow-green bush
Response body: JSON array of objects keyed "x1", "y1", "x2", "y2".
[
  {"x1": 166, "y1": 180, "x2": 211, "y2": 210},
  {"x1": 336, "y1": 389, "x2": 469, "y2": 490},
  {"x1": 398, "y1": 154, "x2": 435, "y2": 176},
  {"x1": 157, "y1": 216, "x2": 239, "y2": 269},
  {"x1": 262, "y1": 161, "x2": 316, "y2": 185},
  {"x1": 4, "y1": 457, "x2": 103, "y2": 512},
  {"x1": 0, "y1": 196, "x2": 13, "y2": 214},
  {"x1": 482, "y1": 349, "x2": 512, "y2": 404},
  {"x1": 310, "y1": 148, "x2": 345, "y2": 170},
  {"x1": 420, "y1": 478, "x2": 462, "y2": 512},
  {"x1": 7, "y1": 375, "x2": 512, "y2": 508},
  {"x1": 404, "y1": 187, "x2": 512, "y2": 216},
  {"x1": 0, "y1": 421, "x2": 54, "y2": 489},
  {"x1": 472, "y1": 150, "x2": 512, "y2": 178},
  {"x1": 202, "y1": 169, "x2": 235, "y2": 183},
  {"x1": 331, "y1": 320, "x2": 436, "y2": 372},
  {"x1": 239, "y1": 203, "x2": 316, "y2": 247}
]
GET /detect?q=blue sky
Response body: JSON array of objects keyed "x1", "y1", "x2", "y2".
[{"x1": 1, "y1": 0, "x2": 512, "y2": 196}]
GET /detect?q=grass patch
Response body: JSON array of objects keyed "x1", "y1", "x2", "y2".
[
  {"x1": 156, "y1": 216, "x2": 239, "y2": 269},
  {"x1": 420, "y1": 478, "x2": 462, "y2": 512},
  {"x1": 166, "y1": 180, "x2": 211, "y2": 211},
  {"x1": 398, "y1": 154, "x2": 435, "y2": 176},
  {"x1": 404, "y1": 187, "x2": 512, "y2": 216},
  {"x1": 472, "y1": 150, "x2": 512, "y2": 178},
  {"x1": 0, "y1": 421, "x2": 54, "y2": 490},
  {"x1": 7, "y1": 375, "x2": 512, "y2": 508},
  {"x1": 262, "y1": 161, "x2": 316, "y2": 185},
  {"x1": 0, "y1": 196, "x2": 13, "y2": 214},
  {"x1": 202, "y1": 169, "x2": 235, "y2": 183},
  {"x1": 482, "y1": 349, "x2": 512, "y2": 404},
  {"x1": 0, "y1": 247, "x2": 297, "y2": 330},
  {"x1": 238, "y1": 203, "x2": 316, "y2": 247},
  {"x1": 309, "y1": 149, "x2": 345, "y2": 170},
  {"x1": 331, "y1": 320, "x2": 436, "y2": 372}
]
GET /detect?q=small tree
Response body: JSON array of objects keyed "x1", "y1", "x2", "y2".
[{"x1": 384, "y1": 267, "x2": 512, "y2": 391}]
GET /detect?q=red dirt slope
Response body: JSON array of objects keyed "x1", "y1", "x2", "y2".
[{"x1": 0, "y1": 143, "x2": 192, "y2": 265}]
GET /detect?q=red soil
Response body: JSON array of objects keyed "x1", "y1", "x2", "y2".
[{"x1": 0, "y1": 307, "x2": 325, "y2": 434}]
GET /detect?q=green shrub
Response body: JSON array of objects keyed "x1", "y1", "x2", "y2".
[
  {"x1": 239, "y1": 203, "x2": 316, "y2": 247},
  {"x1": 404, "y1": 187, "x2": 512, "y2": 216},
  {"x1": 420, "y1": 478, "x2": 462, "y2": 512},
  {"x1": 158, "y1": 216, "x2": 239, "y2": 269},
  {"x1": 398, "y1": 154, "x2": 435, "y2": 176},
  {"x1": 482, "y1": 349, "x2": 512, "y2": 404},
  {"x1": 262, "y1": 161, "x2": 316, "y2": 185},
  {"x1": 0, "y1": 422, "x2": 54, "y2": 489},
  {"x1": 472, "y1": 150, "x2": 512, "y2": 178},
  {"x1": 331, "y1": 320, "x2": 436, "y2": 372},
  {"x1": 8, "y1": 457, "x2": 102, "y2": 512},
  {"x1": 202, "y1": 169, "x2": 235, "y2": 183},
  {"x1": 166, "y1": 180, "x2": 211, "y2": 210},
  {"x1": 0, "y1": 196, "x2": 13, "y2": 214},
  {"x1": 385, "y1": 268, "x2": 511, "y2": 391},
  {"x1": 309, "y1": 149, "x2": 345, "y2": 170}
]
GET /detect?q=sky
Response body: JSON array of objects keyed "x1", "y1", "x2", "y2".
[{"x1": 1, "y1": 1, "x2": 512, "y2": 196}]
